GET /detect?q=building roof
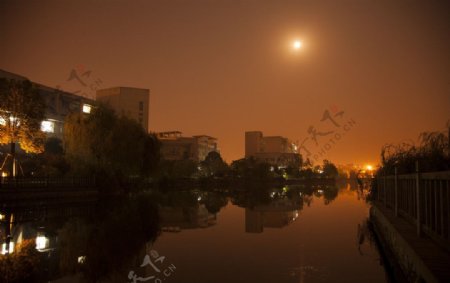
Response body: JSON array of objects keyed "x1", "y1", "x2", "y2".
[
  {"x1": 0, "y1": 69, "x2": 29, "y2": 81},
  {"x1": 97, "y1": 86, "x2": 149, "y2": 92},
  {"x1": 193, "y1": 135, "x2": 217, "y2": 140}
]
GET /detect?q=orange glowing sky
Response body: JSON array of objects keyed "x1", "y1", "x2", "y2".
[{"x1": 1, "y1": 0, "x2": 449, "y2": 165}]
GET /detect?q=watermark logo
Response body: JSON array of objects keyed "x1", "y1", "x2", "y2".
[
  {"x1": 128, "y1": 249, "x2": 176, "y2": 283},
  {"x1": 56, "y1": 64, "x2": 103, "y2": 99},
  {"x1": 298, "y1": 105, "x2": 357, "y2": 162}
]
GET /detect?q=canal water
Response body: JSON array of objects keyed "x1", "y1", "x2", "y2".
[{"x1": 0, "y1": 183, "x2": 391, "y2": 283}]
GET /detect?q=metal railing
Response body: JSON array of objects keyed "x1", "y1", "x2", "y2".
[
  {"x1": 376, "y1": 164, "x2": 450, "y2": 250},
  {"x1": 0, "y1": 176, "x2": 96, "y2": 189}
]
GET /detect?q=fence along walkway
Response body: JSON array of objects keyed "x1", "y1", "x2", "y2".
[
  {"x1": 376, "y1": 165, "x2": 450, "y2": 251},
  {"x1": 0, "y1": 176, "x2": 96, "y2": 189}
]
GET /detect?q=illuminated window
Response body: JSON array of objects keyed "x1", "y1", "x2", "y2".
[
  {"x1": 1, "y1": 242, "x2": 14, "y2": 255},
  {"x1": 36, "y1": 236, "x2": 49, "y2": 251},
  {"x1": 0, "y1": 117, "x2": 5, "y2": 126},
  {"x1": 82, "y1": 104, "x2": 92, "y2": 114},
  {"x1": 41, "y1": 120, "x2": 55, "y2": 133}
]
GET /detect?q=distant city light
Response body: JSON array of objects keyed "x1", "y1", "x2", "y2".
[
  {"x1": 366, "y1": 165, "x2": 373, "y2": 171},
  {"x1": 0, "y1": 213, "x2": 4, "y2": 220}
]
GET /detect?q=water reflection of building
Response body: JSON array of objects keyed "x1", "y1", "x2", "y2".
[
  {"x1": 0, "y1": 201, "x2": 95, "y2": 255},
  {"x1": 245, "y1": 131, "x2": 301, "y2": 167},
  {"x1": 157, "y1": 131, "x2": 218, "y2": 162},
  {"x1": 160, "y1": 204, "x2": 216, "y2": 232},
  {"x1": 245, "y1": 198, "x2": 301, "y2": 233}
]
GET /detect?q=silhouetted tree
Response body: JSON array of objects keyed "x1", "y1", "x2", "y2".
[
  {"x1": 379, "y1": 123, "x2": 450, "y2": 174},
  {"x1": 200, "y1": 151, "x2": 229, "y2": 177},
  {"x1": 322, "y1": 159, "x2": 338, "y2": 178},
  {"x1": 64, "y1": 105, "x2": 160, "y2": 184},
  {"x1": 230, "y1": 157, "x2": 272, "y2": 180}
]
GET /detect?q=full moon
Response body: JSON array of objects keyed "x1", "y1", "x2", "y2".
[{"x1": 293, "y1": 40, "x2": 302, "y2": 49}]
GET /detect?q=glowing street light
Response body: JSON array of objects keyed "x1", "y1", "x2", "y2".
[{"x1": 366, "y1": 165, "x2": 373, "y2": 171}]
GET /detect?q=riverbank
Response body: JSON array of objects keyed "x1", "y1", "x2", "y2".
[{"x1": 370, "y1": 203, "x2": 450, "y2": 282}]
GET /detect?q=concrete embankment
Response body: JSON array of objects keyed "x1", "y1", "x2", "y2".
[{"x1": 370, "y1": 204, "x2": 450, "y2": 282}]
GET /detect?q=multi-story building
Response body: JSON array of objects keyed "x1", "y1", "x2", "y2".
[
  {"x1": 0, "y1": 69, "x2": 95, "y2": 140},
  {"x1": 96, "y1": 87, "x2": 150, "y2": 132},
  {"x1": 157, "y1": 131, "x2": 218, "y2": 162},
  {"x1": 160, "y1": 204, "x2": 217, "y2": 232},
  {"x1": 245, "y1": 131, "x2": 301, "y2": 168},
  {"x1": 245, "y1": 196, "x2": 301, "y2": 233}
]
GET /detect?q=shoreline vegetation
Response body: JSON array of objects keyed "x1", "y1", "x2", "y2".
[
  {"x1": 0, "y1": 97, "x2": 351, "y2": 193},
  {"x1": 369, "y1": 122, "x2": 449, "y2": 199},
  {"x1": 377, "y1": 122, "x2": 450, "y2": 175}
]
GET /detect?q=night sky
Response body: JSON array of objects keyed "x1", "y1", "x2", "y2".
[{"x1": 1, "y1": 0, "x2": 449, "y2": 165}]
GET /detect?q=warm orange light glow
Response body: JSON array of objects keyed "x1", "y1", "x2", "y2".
[
  {"x1": 366, "y1": 165, "x2": 373, "y2": 171},
  {"x1": 293, "y1": 40, "x2": 302, "y2": 49}
]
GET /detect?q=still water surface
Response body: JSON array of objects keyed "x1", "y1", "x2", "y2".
[{"x1": 0, "y1": 183, "x2": 390, "y2": 283}]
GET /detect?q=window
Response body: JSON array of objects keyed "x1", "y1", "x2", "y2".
[
  {"x1": 41, "y1": 120, "x2": 55, "y2": 133},
  {"x1": 139, "y1": 101, "x2": 144, "y2": 111},
  {"x1": 82, "y1": 104, "x2": 92, "y2": 114}
]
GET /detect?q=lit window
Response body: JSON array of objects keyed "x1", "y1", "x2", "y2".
[
  {"x1": 1, "y1": 242, "x2": 14, "y2": 255},
  {"x1": 0, "y1": 117, "x2": 5, "y2": 126},
  {"x1": 82, "y1": 104, "x2": 92, "y2": 114},
  {"x1": 36, "y1": 236, "x2": 49, "y2": 251},
  {"x1": 41, "y1": 120, "x2": 55, "y2": 133}
]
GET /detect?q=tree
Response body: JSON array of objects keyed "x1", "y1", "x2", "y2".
[
  {"x1": 199, "y1": 151, "x2": 229, "y2": 177},
  {"x1": 0, "y1": 239, "x2": 43, "y2": 283},
  {"x1": 379, "y1": 122, "x2": 449, "y2": 174},
  {"x1": 322, "y1": 159, "x2": 338, "y2": 178},
  {"x1": 0, "y1": 79, "x2": 46, "y2": 175},
  {"x1": 230, "y1": 157, "x2": 271, "y2": 180},
  {"x1": 171, "y1": 159, "x2": 198, "y2": 178},
  {"x1": 64, "y1": 105, "x2": 160, "y2": 183},
  {"x1": 38, "y1": 137, "x2": 69, "y2": 176}
]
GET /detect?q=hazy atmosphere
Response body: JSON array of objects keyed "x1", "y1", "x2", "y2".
[
  {"x1": 1, "y1": 0, "x2": 449, "y2": 165},
  {"x1": 1, "y1": 1, "x2": 450, "y2": 283}
]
